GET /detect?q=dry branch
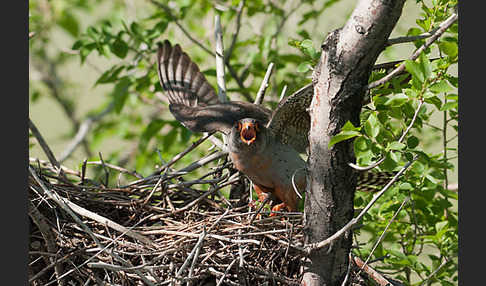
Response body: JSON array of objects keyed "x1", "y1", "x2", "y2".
[
  {"x1": 305, "y1": 156, "x2": 417, "y2": 255},
  {"x1": 29, "y1": 142, "x2": 308, "y2": 285},
  {"x1": 254, "y1": 62, "x2": 275, "y2": 105},
  {"x1": 30, "y1": 143, "x2": 403, "y2": 286},
  {"x1": 367, "y1": 12, "x2": 458, "y2": 90}
]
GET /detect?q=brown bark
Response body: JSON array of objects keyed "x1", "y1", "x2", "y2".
[{"x1": 302, "y1": 0, "x2": 406, "y2": 285}]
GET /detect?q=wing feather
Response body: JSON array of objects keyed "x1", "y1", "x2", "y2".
[
  {"x1": 267, "y1": 83, "x2": 313, "y2": 153},
  {"x1": 157, "y1": 40, "x2": 271, "y2": 134}
]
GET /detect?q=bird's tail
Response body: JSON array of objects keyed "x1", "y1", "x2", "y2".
[{"x1": 357, "y1": 171, "x2": 396, "y2": 192}]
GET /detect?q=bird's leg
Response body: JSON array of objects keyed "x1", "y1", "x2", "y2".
[
  {"x1": 250, "y1": 184, "x2": 276, "y2": 219},
  {"x1": 270, "y1": 203, "x2": 289, "y2": 217},
  {"x1": 253, "y1": 184, "x2": 271, "y2": 203},
  {"x1": 249, "y1": 192, "x2": 273, "y2": 224}
]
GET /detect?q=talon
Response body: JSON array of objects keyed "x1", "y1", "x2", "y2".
[{"x1": 270, "y1": 203, "x2": 287, "y2": 216}]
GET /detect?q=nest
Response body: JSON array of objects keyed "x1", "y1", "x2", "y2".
[{"x1": 28, "y1": 148, "x2": 399, "y2": 285}]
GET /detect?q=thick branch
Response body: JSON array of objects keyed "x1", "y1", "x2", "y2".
[{"x1": 303, "y1": 0, "x2": 406, "y2": 284}]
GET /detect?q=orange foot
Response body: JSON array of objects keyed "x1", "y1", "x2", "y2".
[{"x1": 270, "y1": 203, "x2": 288, "y2": 217}]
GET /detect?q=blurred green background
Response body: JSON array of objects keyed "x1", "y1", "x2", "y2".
[
  {"x1": 29, "y1": 0, "x2": 458, "y2": 284},
  {"x1": 29, "y1": 0, "x2": 456, "y2": 185}
]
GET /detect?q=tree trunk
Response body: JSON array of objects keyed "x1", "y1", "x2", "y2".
[{"x1": 302, "y1": 0, "x2": 406, "y2": 285}]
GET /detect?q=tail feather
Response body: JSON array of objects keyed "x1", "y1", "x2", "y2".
[{"x1": 357, "y1": 171, "x2": 395, "y2": 192}]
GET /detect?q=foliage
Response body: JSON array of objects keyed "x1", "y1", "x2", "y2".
[{"x1": 29, "y1": 0, "x2": 458, "y2": 285}]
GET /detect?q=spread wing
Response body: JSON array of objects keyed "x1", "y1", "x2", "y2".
[
  {"x1": 157, "y1": 40, "x2": 272, "y2": 134},
  {"x1": 157, "y1": 40, "x2": 220, "y2": 107},
  {"x1": 168, "y1": 101, "x2": 272, "y2": 134},
  {"x1": 267, "y1": 83, "x2": 313, "y2": 153}
]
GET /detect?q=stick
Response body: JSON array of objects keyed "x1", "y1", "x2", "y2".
[
  {"x1": 386, "y1": 27, "x2": 439, "y2": 46},
  {"x1": 29, "y1": 118, "x2": 65, "y2": 179},
  {"x1": 349, "y1": 99, "x2": 424, "y2": 171},
  {"x1": 368, "y1": 12, "x2": 458, "y2": 90},
  {"x1": 150, "y1": 132, "x2": 215, "y2": 176},
  {"x1": 254, "y1": 62, "x2": 274, "y2": 105},
  {"x1": 86, "y1": 160, "x2": 143, "y2": 179},
  {"x1": 29, "y1": 166, "x2": 154, "y2": 246},
  {"x1": 176, "y1": 226, "x2": 207, "y2": 277},
  {"x1": 58, "y1": 103, "x2": 113, "y2": 163},
  {"x1": 358, "y1": 196, "x2": 410, "y2": 273},
  {"x1": 279, "y1": 84, "x2": 288, "y2": 102},
  {"x1": 215, "y1": 14, "x2": 227, "y2": 102},
  {"x1": 352, "y1": 255, "x2": 396, "y2": 286},
  {"x1": 216, "y1": 258, "x2": 239, "y2": 286},
  {"x1": 305, "y1": 156, "x2": 417, "y2": 254},
  {"x1": 140, "y1": 229, "x2": 260, "y2": 246}
]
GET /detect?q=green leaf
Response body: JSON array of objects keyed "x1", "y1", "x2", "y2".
[
  {"x1": 389, "y1": 150, "x2": 401, "y2": 163},
  {"x1": 382, "y1": 152, "x2": 398, "y2": 171},
  {"x1": 435, "y1": 221, "x2": 449, "y2": 234},
  {"x1": 419, "y1": 53, "x2": 432, "y2": 80},
  {"x1": 354, "y1": 136, "x2": 369, "y2": 151},
  {"x1": 86, "y1": 26, "x2": 99, "y2": 39},
  {"x1": 111, "y1": 38, "x2": 129, "y2": 59},
  {"x1": 112, "y1": 77, "x2": 131, "y2": 113},
  {"x1": 424, "y1": 95, "x2": 442, "y2": 110},
  {"x1": 399, "y1": 182, "x2": 413, "y2": 190},
  {"x1": 384, "y1": 94, "x2": 409, "y2": 107},
  {"x1": 446, "y1": 94, "x2": 458, "y2": 101},
  {"x1": 130, "y1": 22, "x2": 143, "y2": 37},
  {"x1": 59, "y1": 11, "x2": 80, "y2": 37},
  {"x1": 297, "y1": 62, "x2": 311, "y2": 73},
  {"x1": 439, "y1": 41, "x2": 458, "y2": 58},
  {"x1": 154, "y1": 20, "x2": 169, "y2": 35},
  {"x1": 287, "y1": 38, "x2": 301, "y2": 48},
  {"x1": 139, "y1": 119, "x2": 167, "y2": 151},
  {"x1": 72, "y1": 40, "x2": 85, "y2": 50},
  {"x1": 387, "y1": 142, "x2": 406, "y2": 151},
  {"x1": 180, "y1": 127, "x2": 193, "y2": 143},
  {"x1": 405, "y1": 60, "x2": 424, "y2": 83},
  {"x1": 429, "y1": 80, "x2": 453, "y2": 94},
  {"x1": 364, "y1": 113, "x2": 380, "y2": 137},
  {"x1": 162, "y1": 128, "x2": 179, "y2": 151},
  {"x1": 440, "y1": 101, "x2": 457, "y2": 111},
  {"x1": 96, "y1": 65, "x2": 125, "y2": 85},
  {"x1": 78, "y1": 42, "x2": 97, "y2": 63},
  {"x1": 407, "y1": 136, "x2": 419, "y2": 149},
  {"x1": 300, "y1": 39, "x2": 319, "y2": 60},
  {"x1": 328, "y1": 131, "x2": 361, "y2": 148},
  {"x1": 342, "y1": 121, "x2": 360, "y2": 131}
]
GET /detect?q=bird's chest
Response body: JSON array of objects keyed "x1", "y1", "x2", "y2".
[{"x1": 229, "y1": 151, "x2": 275, "y2": 187}]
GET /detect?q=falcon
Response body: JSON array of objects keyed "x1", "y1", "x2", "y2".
[{"x1": 156, "y1": 40, "x2": 391, "y2": 213}]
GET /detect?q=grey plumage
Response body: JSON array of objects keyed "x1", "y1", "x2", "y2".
[{"x1": 156, "y1": 40, "x2": 395, "y2": 210}]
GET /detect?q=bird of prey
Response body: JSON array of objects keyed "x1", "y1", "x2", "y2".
[{"x1": 156, "y1": 40, "x2": 391, "y2": 213}]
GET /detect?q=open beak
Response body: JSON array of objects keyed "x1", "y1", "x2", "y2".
[{"x1": 240, "y1": 122, "x2": 257, "y2": 145}]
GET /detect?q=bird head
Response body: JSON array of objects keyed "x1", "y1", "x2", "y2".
[{"x1": 229, "y1": 118, "x2": 267, "y2": 152}]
